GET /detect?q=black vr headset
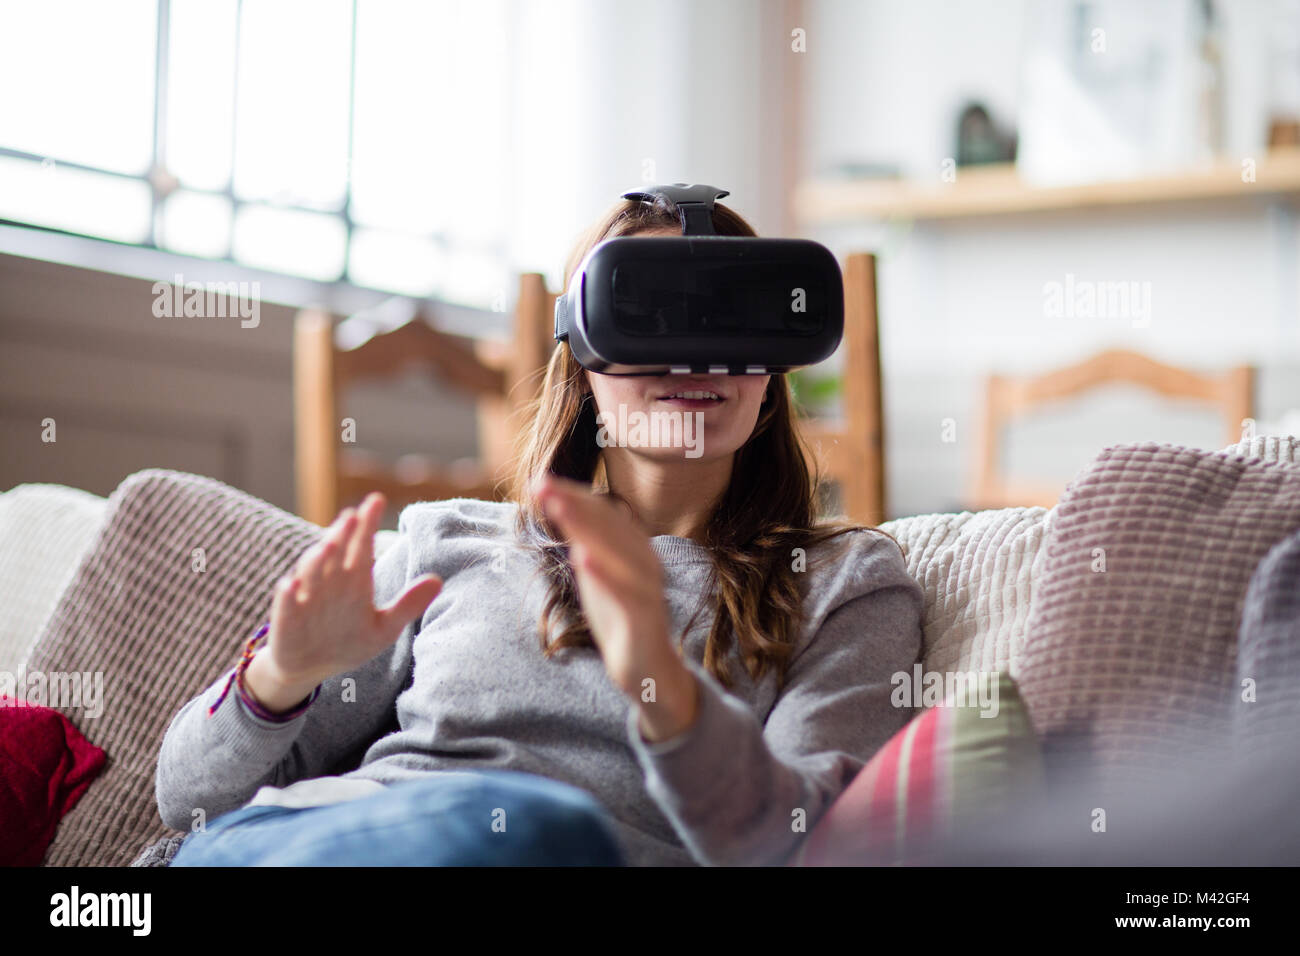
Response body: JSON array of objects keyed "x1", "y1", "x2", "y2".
[{"x1": 553, "y1": 183, "x2": 844, "y2": 376}]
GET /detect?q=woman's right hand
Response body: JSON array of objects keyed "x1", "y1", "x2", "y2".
[{"x1": 243, "y1": 492, "x2": 443, "y2": 713}]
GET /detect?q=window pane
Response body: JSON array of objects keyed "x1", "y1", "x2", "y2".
[
  {"x1": 162, "y1": 190, "x2": 233, "y2": 259},
  {"x1": 438, "y1": 246, "x2": 510, "y2": 308},
  {"x1": 0, "y1": 156, "x2": 151, "y2": 242},
  {"x1": 232, "y1": 203, "x2": 346, "y2": 281},
  {"x1": 167, "y1": 0, "x2": 238, "y2": 190},
  {"x1": 348, "y1": 229, "x2": 440, "y2": 296},
  {"x1": 0, "y1": 0, "x2": 156, "y2": 174},
  {"x1": 350, "y1": 0, "x2": 510, "y2": 237},
  {"x1": 233, "y1": 0, "x2": 352, "y2": 209}
]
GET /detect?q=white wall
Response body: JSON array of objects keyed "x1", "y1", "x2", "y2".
[
  {"x1": 509, "y1": 0, "x2": 773, "y2": 288},
  {"x1": 803, "y1": 0, "x2": 1300, "y2": 517}
]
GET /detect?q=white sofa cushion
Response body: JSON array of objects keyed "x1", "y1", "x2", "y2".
[
  {"x1": 0, "y1": 483, "x2": 108, "y2": 674},
  {"x1": 1220, "y1": 434, "x2": 1299, "y2": 464},
  {"x1": 879, "y1": 507, "x2": 1052, "y2": 678}
]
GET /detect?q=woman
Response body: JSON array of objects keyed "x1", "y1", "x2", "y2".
[{"x1": 158, "y1": 191, "x2": 923, "y2": 867}]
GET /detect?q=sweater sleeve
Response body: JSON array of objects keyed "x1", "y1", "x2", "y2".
[
  {"x1": 624, "y1": 532, "x2": 924, "y2": 866},
  {"x1": 154, "y1": 515, "x2": 422, "y2": 832}
]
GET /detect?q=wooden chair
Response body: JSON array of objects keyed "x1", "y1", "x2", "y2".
[
  {"x1": 971, "y1": 348, "x2": 1254, "y2": 510},
  {"x1": 293, "y1": 274, "x2": 555, "y2": 526},
  {"x1": 798, "y1": 252, "x2": 887, "y2": 526}
]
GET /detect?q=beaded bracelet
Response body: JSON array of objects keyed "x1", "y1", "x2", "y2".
[{"x1": 207, "y1": 622, "x2": 321, "y2": 722}]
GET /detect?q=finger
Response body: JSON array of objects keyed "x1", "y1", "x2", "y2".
[
  {"x1": 533, "y1": 472, "x2": 590, "y2": 497},
  {"x1": 298, "y1": 507, "x2": 349, "y2": 582},
  {"x1": 536, "y1": 473, "x2": 617, "y2": 534},
  {"x1": 298, "y1": 535, "x2": 339, "y2": 601},
  {"x1": 535, "y1": 474, "x2": 656, "y2": 585},
  {"x1": 378, "y1": 574, "x2": 443, "y2": 634},
  {"x1": 321, "y1": 507, "x2": 357, "y2": 577},
  {"x1": 530, "y1": 472, "x2": 597, "y2": 517},
  {"x1": 569, "y1": 537, "x2": 643, "y2": 595},
  {"x1": 292, "y1": 542, "x2": 321, "y2": 601},
  {"x1": 540, "y1": 483, "x2": 641, "y2": 580},
  {"x1": 344, "y1": 492, "x2": 385, "y2": 572},
  {"x1": 270, "y1": 574, "x2": 301, "y2": 626}
]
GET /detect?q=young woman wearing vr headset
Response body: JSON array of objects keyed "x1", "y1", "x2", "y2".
[{"x1": 159, "y1": 187, "x2": 923, "y2": 867}]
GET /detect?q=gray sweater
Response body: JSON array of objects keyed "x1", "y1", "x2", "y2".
[{"x1": 155, "y1": 497, "x2": 924, "y2": 866}]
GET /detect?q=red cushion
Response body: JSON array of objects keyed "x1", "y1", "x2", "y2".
[{"x1": 0, "y1": 693, "x2": 107, "y2": 866}]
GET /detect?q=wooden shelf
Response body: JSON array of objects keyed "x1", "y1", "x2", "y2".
[{"x1": 795, "y1": 146, "x2": 1300, "y2": 223}]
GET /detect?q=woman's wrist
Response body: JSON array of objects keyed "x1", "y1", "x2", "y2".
[
  {"x1": 630, "y1": 644, "x2": 700, "y2": 744},
  {"x1": 242, "y1": 648, "x2": 320, "y2": 716}
]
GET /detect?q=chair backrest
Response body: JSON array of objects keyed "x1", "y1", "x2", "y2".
[
  {"x1": 797, "y1": 251, "x2": 886, "y2": 525},
  {"x1": 971, "y1": 347, "x2": 1254, "y2": 510},
  {"x1": 293, "y1": 274, "x2": 555, "y2": 526}
]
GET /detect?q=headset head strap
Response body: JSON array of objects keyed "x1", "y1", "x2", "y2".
[{"x1": 620, "y1": 182, "x2": 730, "y2": 236}]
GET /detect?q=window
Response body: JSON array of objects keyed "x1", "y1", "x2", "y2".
[{"x1": 0, "y1": 0, "x2": 515, "y2": 305}]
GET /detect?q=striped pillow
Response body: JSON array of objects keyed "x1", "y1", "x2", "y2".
[{"x1": 790, "y1": 672, "x2": 1043, "y2": 865}]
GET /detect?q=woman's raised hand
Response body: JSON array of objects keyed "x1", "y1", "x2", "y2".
[
  {"x1": 532, "y1": 473, "x2": 698, "y2": 741},
  {"x1": 248, "y1": 492, "x2": 443, "y2": 707}
]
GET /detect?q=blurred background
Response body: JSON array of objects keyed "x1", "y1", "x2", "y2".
[{"x1": 1, "y1": 0, "x2": 1298, "y2": 521}]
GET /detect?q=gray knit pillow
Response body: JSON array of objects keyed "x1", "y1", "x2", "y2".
[
  {"x1": 1234, "y1": 526, "x2": 1300, "y2": 756},
  {"x1": 1017, "y1": 442, "x2": 1300, "y2": 787}
]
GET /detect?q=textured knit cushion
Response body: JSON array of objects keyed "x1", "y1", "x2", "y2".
[
  {"x1": 1017, "y1": 441, "x2": 1300, "y2": 787},
  {"x1": 24, "y1": 469, "x2": 323, "y2": 866},
  {"x1": 1225, "y1": 432, "x2": 1300, "y2": 759},
  {"x1": 0, "y1": 694, "x2": 107, "y2": 865},
  {"x1": 789, "y1": 672, "x2": 1043, "y2": 865},
  {"x1": 0, "y1": 484, "x2": 107, "y2": 674},
  {"x1": 1220, "y1": 434, "x2": 1299, "y2": 464},
  {"x1": 880, "y1": 508, "x2": 1051, "y2": 677}
]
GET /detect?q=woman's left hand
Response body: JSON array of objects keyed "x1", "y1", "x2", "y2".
[{"x1": 532, "y1": 472, "x2": 698, "y2": 741}]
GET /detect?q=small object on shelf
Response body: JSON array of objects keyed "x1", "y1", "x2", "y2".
[{"x1": 955, "y1": 102, "x2": 1017, "y2": 167}]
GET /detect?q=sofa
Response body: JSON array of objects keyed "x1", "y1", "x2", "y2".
[{"x1": 2, "y1": 434, "x2": 1297, "y2": 867}]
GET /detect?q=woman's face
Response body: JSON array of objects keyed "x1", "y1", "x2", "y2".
[{"x1": 581, "y1": 224, "x2": 771, "y2": 464}]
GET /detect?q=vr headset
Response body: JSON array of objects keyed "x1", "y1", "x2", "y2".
[{"x1": 553, "y1": 183, "x2": 844, "y2": 376}]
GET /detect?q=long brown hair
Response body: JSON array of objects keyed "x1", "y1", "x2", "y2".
[{"x1": 506, "y1": 192, "x2": 897, "y2": 693}]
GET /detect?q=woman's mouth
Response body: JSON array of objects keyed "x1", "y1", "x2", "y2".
[{"x1": 656, "y1": 388, "x2": 725, "y2": 409}]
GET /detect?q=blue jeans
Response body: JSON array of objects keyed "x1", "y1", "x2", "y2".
[{"x1": 169, "y1": 770, "x2": 626, "y2": 866}]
